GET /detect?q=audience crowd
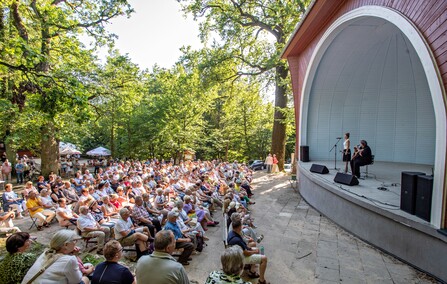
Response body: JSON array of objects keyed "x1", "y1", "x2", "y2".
[{"x1": 0, "y1": 158, "x2": 270, "y2": 284}]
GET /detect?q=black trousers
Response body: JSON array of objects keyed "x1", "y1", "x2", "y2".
[
  {"x1": 149, "y1": 217, "x2": 162, "y2": 232},
  {"x1": 175, "y1": 241, "x2": 194, "y2": 263},
  {"x1": 350, "y1": 157, "x2": 369, "y2": 178},
  {"x1": 138, "y1": 222, "x2": 156, "y2": 237}
]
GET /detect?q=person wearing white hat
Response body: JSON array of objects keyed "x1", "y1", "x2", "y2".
[{"x1": 21, "y1": 230, "x2": 89, "y2": 284}]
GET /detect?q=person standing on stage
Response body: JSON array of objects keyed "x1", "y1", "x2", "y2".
[
  {"x1": 342, "y1": 133, "x2": 351, "y2": 173},
  {"x1": 350, "y1": 140, "x2": 372, "y2": 178},
  {"x1": 264, "y1": 154, "x2": 273, "y2": 173}
]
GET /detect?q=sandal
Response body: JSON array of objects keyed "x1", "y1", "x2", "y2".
[
  {"x1": 247, "y1": 271, "x2": 260, "y2": 278},
  {"x1": 258, "y1": 280, "x2": 270, "y2": 284}
]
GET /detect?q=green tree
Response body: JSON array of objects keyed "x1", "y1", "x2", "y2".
[
  {"x1": 0, "y1": 0, "x2": 132, "y2": 175},
  {"x1": 89, "y1": 51, "x2": 144, "y2": 158},
  {"x1": 178, "y1": 0, "x2": 309, "y2": 169}
]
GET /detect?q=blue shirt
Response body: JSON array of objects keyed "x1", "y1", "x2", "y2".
[
  {"x1": 227, "y1": 230, "x2": 250, "y2": 251},
  {"x1": 164, "y1": 221, "x2": 183, "y2": 240}
]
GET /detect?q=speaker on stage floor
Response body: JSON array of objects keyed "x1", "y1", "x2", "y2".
[
  {"x1": 310, "y1": 164, "x2": 329, "y2": 174},
  {"x1": 415, "y1": 175, "x2": 433, "y2": 222},
  {"x1": 300, "y1": 146, "x2": 309, "y2": 162},
  {"x1": 400, "y1": 171, "x2": 425, "y2": 214},
  {"x1": 334, "y1": 172, "x2": 359, "y2": 186}
]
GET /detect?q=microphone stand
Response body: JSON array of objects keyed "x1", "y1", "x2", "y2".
[{"x1": 329, "y1": 137, "x2": 342, "y2": 170}]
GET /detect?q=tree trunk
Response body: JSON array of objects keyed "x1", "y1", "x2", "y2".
[
  {"x1": 271, "y1": 64, "x2": 288, "y2": 171},
  {"x1": 40, "y1": 121, "x2": 59, "y2": 177}
]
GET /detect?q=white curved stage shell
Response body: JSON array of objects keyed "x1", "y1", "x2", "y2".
[{"x1": 297, "y1": 7, "x2": 447, "y2": 281}]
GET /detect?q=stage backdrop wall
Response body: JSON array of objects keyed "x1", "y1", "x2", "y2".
[{"x1": 305, "y1": 17, "x2": 435, "y2": 165}]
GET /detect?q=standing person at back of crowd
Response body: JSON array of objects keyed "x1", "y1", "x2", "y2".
[
  {"x1": 271, "y1": 154, "x2": 278, "y2": 173},
  {"x1": 264, "y1": 154, "x2": 273, "y2": 173},
  {"x1": 1, "y1": 159, "x2": 12, "y2": 182}
]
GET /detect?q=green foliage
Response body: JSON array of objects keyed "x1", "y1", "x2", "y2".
[
  {"x1": 0, "y1": 0, "x2": 132, "y2": 173},
  {"x1": 177, "y1": 0, "x2": 310, "y2": 167},
  {"x1": 1, "y1": 1, "x2": 289, "y2": 162}
]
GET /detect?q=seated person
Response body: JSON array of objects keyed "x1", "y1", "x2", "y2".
[
  {"x1": 22, "y1": 181, "x2": 38, "y2": 200},
  {"x1": 100, "y1": 195, "x2": 119, "y2": 219},
  {"x1": 36, "y1": 175, "x2": 50, "y2": 193},
  {"x1": 62, "y1": 181, "x2": 80, "y2": 204},
  {"x1": 205, "y1": 245, "x2": 250, "y2": 284},
  {"x1": 164, "y1": 210, "x2": 195, "y2": 266},
  {"x1": 136, "y1": 230, "x2": 189, "y2": 284},
  {"x1": 39, "y1": 189, "x2": 56, "y2": 209},
  {"x1": 0, "y1": 232, "x2": 37, "y2": 284},
  {"x1": 56, "y1": 198, "x2": 78, "y2": 227},
  {"x1": 92, "y1": 240, "x2": 134, "y2": 284},
  {"x1": 77, "y1": 205, "x2": 110, "y2": 254},
  {"x1": 114, "y1": 207, "x2": 152, "y2": 259},
  {"x1": 132, "y1": 196, "x2": 159, "y2": 236},
  {"x1": 2, "y1": 183, "x2": 25, "y2": 218},
  {"x1": 26, "y1": 191, "x2": 56, "y2": 231},
  {"x1": 350, "y1": 140, "x2": 372, "y2": 178},
  {"x1": 175, "y1": 200, "x2": 208, "y2": 241},
  {"x1": 50, "y1": 185, "x2": 67, "y2": 203},
  {"x1": 228, "y1": 216, "x2": 269, "y2": 284},
  {"x1": 0, "y1": 210, "x2": 21, "y2": 235},
  {"x1": 142, "y1": 193, "x2": 162, "y2": 219},
  {"x1": 88, "y1": 200, "x2": 115, "y2": 229},
  {"x1": 109, "y1": 194, "x2": 123, "y2": 210},
  {"x1": 22, "y1": 230, "x2": 88, "y2": 284}
]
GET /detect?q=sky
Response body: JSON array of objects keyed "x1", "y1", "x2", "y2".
[{"x1": 94, "y1": 0, "x2": 203, "y2": 70}]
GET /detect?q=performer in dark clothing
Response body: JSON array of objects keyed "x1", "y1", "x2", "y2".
[{"x1": 350, "y1": 140, "x2": 372, "y2": 178}]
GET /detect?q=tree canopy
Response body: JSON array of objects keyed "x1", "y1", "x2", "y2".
[
  {"x1": 0, "y1": 1, "x2": 306, "y2": 173},
  {"x1": 177, "y1": 0, "x2": 309, "y2": 169}
]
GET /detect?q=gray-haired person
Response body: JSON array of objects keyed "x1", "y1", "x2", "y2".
[
  {"x1": 21, "y1": 230, "x2": 89, "y2": 284},
  {"x1": 205, "y1": 245, "x2": 251, "y2": 284},
  {"x1": 136, "y1": 230, "x2": 190, "y2": 284}
]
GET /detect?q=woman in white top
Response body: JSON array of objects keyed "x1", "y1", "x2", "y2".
[
  {"x1": 21, "y1": 230, "x2": 89, "y2": 284},
  {"x1": 342, "y1": 132, "x2": 351, "y2": 173}
]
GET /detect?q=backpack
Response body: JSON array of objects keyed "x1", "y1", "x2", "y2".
[{"x1": 196, "y1": 235, "x2": 205, "y2": 252}]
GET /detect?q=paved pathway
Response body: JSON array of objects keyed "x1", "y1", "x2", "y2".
[
  {"x1": 184, "y1": 173, "x2": 437, "y2": 284},
  {"x1": 10, "y1": 172, "x2": 437, "y2": 283}
]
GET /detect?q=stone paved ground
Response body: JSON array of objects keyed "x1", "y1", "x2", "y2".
[{"x1": 10, "y1": 172, "x2": 439, "y2": 283}]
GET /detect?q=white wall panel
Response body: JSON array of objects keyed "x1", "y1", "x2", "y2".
[{"x1": 307, "y1": 18, "x2": 435, "y2": 165}]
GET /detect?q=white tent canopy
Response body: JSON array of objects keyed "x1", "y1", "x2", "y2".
[
  {"x1": 59, "y1": 142, "x2": 81, "y2": 155},
  {"x1": 60, "y1": 148, "x2": 81, "y2": 155},
  {"x1": 86, "y1": 147, "x2": 111, "y2": 156}
]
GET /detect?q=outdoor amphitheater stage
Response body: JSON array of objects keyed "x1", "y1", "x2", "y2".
[{"x1": 297, "y1": 160, "x2": 447, "y2": 282}]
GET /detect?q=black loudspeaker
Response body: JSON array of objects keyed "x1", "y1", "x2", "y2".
[
  {"x1": 415, "y1": 175, "x2": 433, "y2": 222},
  {"x1": 310, "y1": 164, "x2": 329, "y2": 174},
  {"x1": 334, "y1": 172, "x2": 359, "y2": 186},
  {"x1": 300, "y1": 146, "x2": 309, "y2": 162},
  {"x1": 400, "y1": 172, "x2": 425, "y2": 214}
]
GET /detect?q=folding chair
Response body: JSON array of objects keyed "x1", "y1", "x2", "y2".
[
  {"x1": 29, "y1": 216, "x2": 38, "y2": 230},
  {"x1": 75, "y1": 227, "x2": 97, "y2": 252}
]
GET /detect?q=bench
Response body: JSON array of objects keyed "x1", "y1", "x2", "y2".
[{"x1": 223, "y1": 213, "x2": 228, "y2": 248}]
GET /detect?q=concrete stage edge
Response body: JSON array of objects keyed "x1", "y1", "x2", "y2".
[{"x1": 298, "y1": 162, "x2": 447, "y2": 282}]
